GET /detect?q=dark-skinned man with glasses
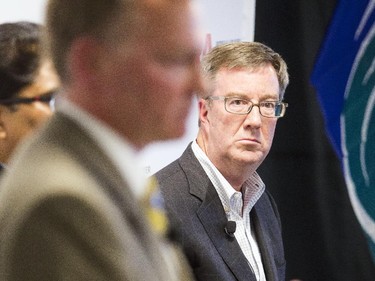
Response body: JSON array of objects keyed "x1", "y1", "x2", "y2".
[
  {"x1": 155, "y1": 42, "x2": 289, "y2": 281},
  {"x1": 0, "y1": 22, "x2": 59, "y2": 171}
]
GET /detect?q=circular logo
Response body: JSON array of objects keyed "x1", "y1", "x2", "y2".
[{"x1": 342, "y1": 23, "x2": 375, "y2": 258}]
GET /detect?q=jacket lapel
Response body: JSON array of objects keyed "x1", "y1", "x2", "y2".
[
  {"x1": 46, "y1": 113, "x2": 169, "y2": 279},
  {"x1": 49, "y1": 113, "x2": 144, "y2": 230},
  {"x1": 252, "y1": 198, "x2": 277, "y2": 281},
  {"x1": 179, "y1": 145, "x2": 256, "y2": 281}
]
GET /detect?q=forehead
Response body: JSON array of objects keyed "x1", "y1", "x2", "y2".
[
  {"x1": 107, "y1": 0, "x2": 203, "y2": 59},
  {"x1": 18, "y1": 62, "x2": 60, "y2": 99},
  {"x1": 141, "y1": 0, "x2": 202, "y2": 49},
  {"x1": 213, "y1": 65, "x2": 280, "y2": 99}
]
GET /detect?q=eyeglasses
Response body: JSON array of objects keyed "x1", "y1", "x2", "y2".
[
  {"x1": 0, "y1": 90, "x2": 56, "y2": 110},
  {"x1": 205, "y1": 96, "x2": 288, "y2": 118}
]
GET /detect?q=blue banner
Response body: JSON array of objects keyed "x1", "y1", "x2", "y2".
[{"x1": 311, "y1": 0, "x2": 375, "y2": 262}]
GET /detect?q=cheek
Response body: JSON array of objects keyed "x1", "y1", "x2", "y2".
[
  {"x1": 219, "y1": 115, "x2": 244, "y2": 136},
  {"x1": 262, "y1": 122, "x2": 277, "y2": 146},
  {"x1": 149, "y1": 66, "x2": 188, "y2": 98},
  {"x1": 147, "y1": 67, "x2": 192, "y2": 114},
  {"x1": 124, "y1": 64, "x2": 177, "y2": 109},
  {"x1": 4, "y1": 115, "x2": 30, "y2": 142},
  {"x1": 30, "y1": 105, "x2": 53, "y2": 125},
  {"x1": 208, "y1": 112, "x2": 235, "y2": 142},
  {"x1": 16, "y1": 108, "x2": 50, "y2": 132},
  {"x1": 33, "y1": 103, "x2": 53, "y2": 116}
]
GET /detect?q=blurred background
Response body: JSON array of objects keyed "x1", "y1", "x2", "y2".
[
  {"x1": 2, "y1": 0, "x2": 374, "y2": 280},
  {"x1": 255, "y1": 1, "x2": 375, "y2": 280}
]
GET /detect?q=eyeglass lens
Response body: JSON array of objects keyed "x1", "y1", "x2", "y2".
[{"x1": 225, "y1": 97, "x2": 285, "y2": 117}]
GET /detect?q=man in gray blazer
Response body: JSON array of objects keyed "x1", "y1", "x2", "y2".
[
  {"x1": 155, "y1": 42, "x2": 290, "y2": 281},
  {"x1": 0, "y1": 0, "x2": 203, "y2": 280}
]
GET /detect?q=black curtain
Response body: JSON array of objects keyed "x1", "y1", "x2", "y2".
[{"x1": 254, "y1": 1, "x2": 375, "y2": 280}]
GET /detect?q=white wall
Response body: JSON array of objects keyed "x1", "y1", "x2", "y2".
[{"x1": 0, "y1": 0, "x2": 46, "y2": 23}]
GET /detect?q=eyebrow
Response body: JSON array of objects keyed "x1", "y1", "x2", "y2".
[{"x1": 225, "y1": 92, "x2": 279, "y2": 100}]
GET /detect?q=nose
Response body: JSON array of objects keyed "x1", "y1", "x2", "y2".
[{"x1": 243, "y1": 105, "x2": 262, "y2": 128}]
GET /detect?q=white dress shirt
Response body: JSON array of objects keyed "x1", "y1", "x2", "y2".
[{"x1": 192, "y1": 140, "x2": 267, "y2": 281}]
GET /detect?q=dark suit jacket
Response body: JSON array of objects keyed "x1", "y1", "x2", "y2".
[
  {"x1": 155, "y1": 144, "x2": 286, "y2": 281},
  {"x1": 0, "y1": 113, "x2": 192, "y2": 281}
]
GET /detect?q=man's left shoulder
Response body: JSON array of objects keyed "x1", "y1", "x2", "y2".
[{"x1": 155, "y1": 159, "x2": 181, "y2": 181}]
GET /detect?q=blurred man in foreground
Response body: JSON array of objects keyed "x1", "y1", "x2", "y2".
[{"x1": 0, "y1": 0, "x2": 203, "y2": 280}]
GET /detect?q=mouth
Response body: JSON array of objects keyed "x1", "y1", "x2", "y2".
[{"x1": 238, "y1": 138, "x2": 261, "y2": 145}]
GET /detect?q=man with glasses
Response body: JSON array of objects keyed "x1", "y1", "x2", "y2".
[
  {"x1": 155, "y1": 42, "x2": 289, "y2": 281},
  {"x1": 0, "y1": 22, "x2": 59, "y2": 170}
]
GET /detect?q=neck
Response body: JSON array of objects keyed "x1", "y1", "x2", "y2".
[{"x1": 196, "y1": 132, "x2": 255, "y2": 192}]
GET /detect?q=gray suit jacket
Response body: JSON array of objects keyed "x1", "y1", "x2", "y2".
[
  {"x1": 0, "y1": 113, "x2": 192, "y2": 281},
  {"x1": 155, "y1": 144, "x2": 286, "y2": 281}
]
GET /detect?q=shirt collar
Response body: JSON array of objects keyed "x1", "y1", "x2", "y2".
[
  {"x1": 192, "y1": 140, "x2": 265, "y2": 215},
  {"x1": 242, "y1": 172, "x2": 265, "y2": 214}
]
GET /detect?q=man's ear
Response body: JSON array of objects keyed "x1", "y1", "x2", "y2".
[
  {"x1": 198, "y1": 98, "x2": 209, "y2": 125},
  {"x1": 67, "y1": 37, "x2": 102, "y2": 86}
]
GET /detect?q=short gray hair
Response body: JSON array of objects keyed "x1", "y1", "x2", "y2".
[{"x1": 201, "y1": 41, "x2": 289, "y2": 100}]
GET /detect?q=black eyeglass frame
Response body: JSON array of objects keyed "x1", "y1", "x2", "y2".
[
  {"x1": 205, "y1": 95, "x2": 288, "y2": 118},
  {"x1": 0, "y1": 90, "x2": 56, "y2": 107}
]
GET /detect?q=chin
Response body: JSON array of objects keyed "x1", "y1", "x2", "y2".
[{"x1": 237, "y1": 151, "x2": 264, "y2": 164}]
